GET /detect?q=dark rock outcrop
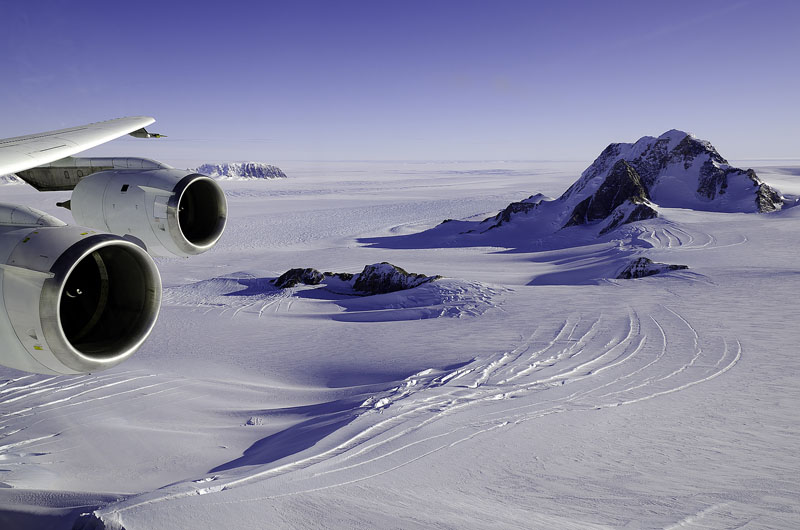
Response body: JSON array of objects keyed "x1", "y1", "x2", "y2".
[
  {"x1": 599, "y1": 202, "x2": 659, "y2": 235},
  {"x1": 324, "y1": 271, "x2": 354, "y2": 281},
  {"x1": 564, "y1": 160, "x2": 650, "y2": 228},
  {"x1": 617, "y1": 257, "x2": 688, "y2": 279},
  {"x1": 756, "y1": 181, "x2": 783, "y2": 213},
  {"x1": 273, "y1": 264, "x2": 440, "y2": 295},
  {"x1": 484, "y1": 193, "x2": 550, "y2": 229},
  {"x1": 353, "y1": 263, "x2": 441, "y2": 295},
  {"x1": 273, "y1": 268, "x2": 325, "y2": 288}
]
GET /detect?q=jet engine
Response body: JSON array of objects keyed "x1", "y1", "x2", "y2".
[
  {"x1": 69, "y1": 166, "x2": 227, "y2": 257},
  {"x1": 0, "y1": 204, "x2": 161, "y2": 375}
]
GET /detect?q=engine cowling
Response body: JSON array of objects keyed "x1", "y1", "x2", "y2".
[
  {"x1": 0, "y1": 204, "x2": 161, "y2": 374},
  {"x1": 70, "y1": 168, "x2": 227, "y2": 257}
]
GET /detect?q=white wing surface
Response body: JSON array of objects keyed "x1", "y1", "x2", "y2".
[{"x1": 0, "y1": 116, "x2": 155, "y2": 176}]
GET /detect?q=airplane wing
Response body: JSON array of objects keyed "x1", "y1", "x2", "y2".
[
  {"x1": 0, "y1": 116, "x2": 156, "y2": 176},
  {"x1": 0, "y1": 115, "x2": 228, "y2": 376}
]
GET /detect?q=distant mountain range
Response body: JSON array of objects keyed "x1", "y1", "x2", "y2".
[
  {"x1": 1, "y1": 162, "x2": 288, "y2": 185},
  {"x1": 194, "y1": 162, "x2": 287, "y2": 180}
]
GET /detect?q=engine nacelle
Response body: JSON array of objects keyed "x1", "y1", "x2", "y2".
[
  {"x1": 70, "y1": 168, "x2": 227, "y2": 257},
  {"x1": 0, "y1": 204, "x2": 161, "y2": 374}
]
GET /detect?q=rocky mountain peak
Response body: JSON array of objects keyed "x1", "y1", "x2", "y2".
[
  {"x1": 670, "y1": 134, "x2": 727, "y2": 168},
  {"x1": 564, "y1": 159, "x2": 650, "y2": 228},
  {"x1": 574, "y1": 130, "x2": 781, "y2": 213},
  {"x1": 480, "y1": 130, "x2": 783, "y2": 240}
]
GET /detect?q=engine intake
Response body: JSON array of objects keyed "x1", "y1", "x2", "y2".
[
  {"x1": 70, "y1": 167, "x2": 227, "y2": 257},
  {"x1": 0, "y1": 209, "x2": 161, "y2": 375},
  {"x1": 169, "y1": 174, "x2": 228, "y2": 255},
  {"x1": 48, "y1": 236, "x2": 160, "y2": 361}
]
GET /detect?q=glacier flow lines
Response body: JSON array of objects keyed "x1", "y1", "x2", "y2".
[{"x1": 117, "y1": 303, "x2": 739, "y2": 510}]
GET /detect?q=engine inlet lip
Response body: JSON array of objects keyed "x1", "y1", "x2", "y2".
[
  {"x1": 39, "y1": 234, "x2": 162, "y2": 373},
  {"x1": 166, "y1": 174, "x2": 227, "y2": 255}
]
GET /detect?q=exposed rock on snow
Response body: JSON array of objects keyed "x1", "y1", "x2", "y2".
[
  {"x1": 324, "y1": 271, "x2": 354, "y2": 281},
  {"x1": 273, "y1": 268, "x2": 325, "y2": 288},
  {"x1": 162, "y1": 267, "x2": 482, "y2": 322},
  {"x1": 564, "y1": 160, "x2": 651, "y2": 228},
  {"x1": 353, "y1": 262, "x2": 441, "y2": 295},
  {"x1": 484, "y1": 193, "x2": 551, "y2": 228},
  {"x1": 196, "y1": 162, "x2": 287, "y2": 180},
  {"x1": 598, "y1": 201, "x2": 658, "y2": 236},
  {"x1": 756, "y1": 182, "x2": 783, "y2": 212},
  {"x1": 480, "y1": 158, "x2": 658, "y2": 235},
  {"x1": 272, "y1": 263, "x2": 441, "y2": 295},
  {"x1": 616, "y1": 257, "x2": 688, "y2": 279}
]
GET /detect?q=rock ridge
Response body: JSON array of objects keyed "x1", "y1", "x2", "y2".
[
  {"x1": 196, "y1": 162, "x2": 287, "y2": 180},
  {"x1": 273, "y1": 263, "x2": 441, "y2": 295}
]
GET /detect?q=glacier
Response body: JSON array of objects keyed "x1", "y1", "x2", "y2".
[{"x1": 0, "y1": 156, "x2": 798, "y2": 529}]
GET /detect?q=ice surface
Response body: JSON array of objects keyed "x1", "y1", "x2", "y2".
[{"x1": 1, "y1": 160, "x2": 799, "y2": 529}]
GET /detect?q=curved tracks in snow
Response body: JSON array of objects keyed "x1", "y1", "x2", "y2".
[
  {"x1": 0, "y1": 293, "x2": 741, "y2": 520},
  {"x1": 629, "y1": 221, "x2": 747, "y2": 251},
  {"x1": 162, "y1": 275, "x2": 295, "y2": 317},
  {"x1": 0, "y1": 371, "x2": 196, "y2": 475},
  {"x1": 283, "y1": 305, "x2": 740, "y2": 492},
  {"x1": 94, "y1": 304, "x2": 739, "y2": 516}
]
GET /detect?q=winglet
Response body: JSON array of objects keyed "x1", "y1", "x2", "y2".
[{"x1": 129, "y1": 128, "x2": 167, "y2": 139}]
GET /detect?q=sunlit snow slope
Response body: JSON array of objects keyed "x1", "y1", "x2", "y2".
[{"x1": 0, "y1": 159, "x2": 798, "y2": 529}]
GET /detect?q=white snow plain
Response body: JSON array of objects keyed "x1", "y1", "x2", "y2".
[{"x1": 0, "y1": 159, "x2": 798, "y2": 529}]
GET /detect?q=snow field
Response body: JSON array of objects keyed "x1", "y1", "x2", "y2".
[{"x1": 0, "y1": 160, "x2": 799, "y2": 528}]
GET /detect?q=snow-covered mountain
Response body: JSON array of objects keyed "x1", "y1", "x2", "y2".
[
  {"x1": 360, "y1": 132, "x2": 785, "y2": 282},
  {"x1": 565, "y1": 129, "x2": 781, "y2": 214},
  {"x1": 195, "y1": 162, "x2": 287, "y2": 180},
  {"x1": 483, "y1": 130, "x2": 782, "y2": 236}
]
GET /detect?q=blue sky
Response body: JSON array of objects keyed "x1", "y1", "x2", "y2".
[{"x1": 1, "y1": 1, "x2": 798, "y2": 164}]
